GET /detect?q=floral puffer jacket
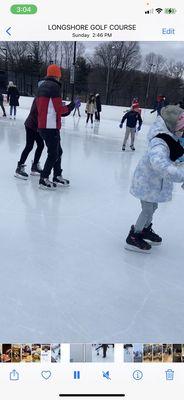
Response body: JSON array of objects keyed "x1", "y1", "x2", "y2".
[{"x1": 130, "y1": 117, "x2": 184, "y2": 202}]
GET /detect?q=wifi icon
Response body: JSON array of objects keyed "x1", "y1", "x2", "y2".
[{"x1": 156, "y1": 7, "x2": 163, "y2": 14}]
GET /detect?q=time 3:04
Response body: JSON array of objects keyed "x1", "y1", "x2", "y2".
[{"x1": 10, "y1": 4, "x2": 37, "y2": 14}]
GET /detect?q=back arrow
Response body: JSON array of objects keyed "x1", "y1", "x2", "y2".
[{"x1": 6, "y1": 27, "x2": 11, "y2": 36}]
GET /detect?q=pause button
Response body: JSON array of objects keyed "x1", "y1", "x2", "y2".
[{"x1": 74, "y1": 371, "x2": 80, "y2": 379}]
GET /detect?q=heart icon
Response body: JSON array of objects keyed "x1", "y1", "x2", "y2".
[{"x1": 41, "y1": 371, "x2": 52, "y2": 380}]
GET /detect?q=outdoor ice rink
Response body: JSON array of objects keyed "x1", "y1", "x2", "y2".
[{"x1": 0, "y1": 98, "x2": 183, "y2": 343}]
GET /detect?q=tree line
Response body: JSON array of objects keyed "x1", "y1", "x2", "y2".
[{"x1": 0, "y1": 41, "x2": 184, "y2": 107}]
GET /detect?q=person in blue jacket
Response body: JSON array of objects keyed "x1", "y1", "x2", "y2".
[{"x1": 125, "y1": 105, "x2": 184, "y2": 253}]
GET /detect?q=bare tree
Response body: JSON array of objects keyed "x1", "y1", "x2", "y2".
[
  {"x1": 166, "y1": 60, "x2": 184, "y2": 79},
  {"x1": 91, "y1": 41, "x2": 141, "y2": 103},
  {"x1": 143, "y1": 52, "x2": 167, "y2": 75}
]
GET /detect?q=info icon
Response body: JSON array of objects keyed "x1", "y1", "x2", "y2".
[{"x1": 133, "y1": 370, "x2": 143, "y2": 381}]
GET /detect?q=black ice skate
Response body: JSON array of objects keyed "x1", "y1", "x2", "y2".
[
  {"x1": 122, "y1": 145, "x2": 126, "y2": 151},
  {"x1": 125, "y1": 225, "x2": 152, "y2": 253},
  {"x1": 39, "y1": 178, "x2": 57, "y2": 190},
  {"x1": 142, "y1": 224, "x2": 162, "y2": 245},
  {"x1": 53, "y1": 174, "x2": 70, "y2": 187},
  {"x1": 14, "y1": 163, "x2": 28, "y2": 180},
  {"x1": 130, "y1": 145, "x2": 135, "y2": 151},
  {"x1": 30, "y1": 162, "x2": 42, "y2": 176}
]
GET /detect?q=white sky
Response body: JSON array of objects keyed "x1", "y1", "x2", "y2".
[{"x1": 83, "y1": 41, "x2": 184, "y2": 62}]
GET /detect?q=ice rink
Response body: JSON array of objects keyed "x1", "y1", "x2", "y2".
[{"x1": 0, "y1": 98, "x2": 183, "y2": 343}]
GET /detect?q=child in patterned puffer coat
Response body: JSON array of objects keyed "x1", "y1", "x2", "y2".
[{"x1": 125, "y1": 105, "x2": 184, "y2": 253}]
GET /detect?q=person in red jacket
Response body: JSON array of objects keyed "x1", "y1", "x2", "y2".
[
  {"x1": 14, "y1": 98, "x2": 44, "y2": 179},
  {"x1": 36, "y1": 64, "x2": 75, "y2": 190}
]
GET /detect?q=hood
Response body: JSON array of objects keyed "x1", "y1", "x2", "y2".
[
  {"x1": 161, "y1": 105, "x2": 183, "y2": 132},
  {"x1": 147, "y1": 116, "x2": 171, "y2": 141}
]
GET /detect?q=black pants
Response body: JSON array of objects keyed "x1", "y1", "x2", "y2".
[
  {"x1": 19, "y1": 127, "x2": 44, "y2": 165},
  {"x1": 95, "y1": 111, "x2": 100, "y2": 121},
  {"x1": 86, "y1": 113, "x2": 93, "y2": 123},
  {"x1": 39, "y1": 129, "x2": 63, "y2": 179},
  {"x1": 0, "y1": 102, "x2": 6, "y2": 116}
]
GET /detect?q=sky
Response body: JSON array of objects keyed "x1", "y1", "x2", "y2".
[{"x1": 83, "y1": 41, "x2": 184, "y2": 62}]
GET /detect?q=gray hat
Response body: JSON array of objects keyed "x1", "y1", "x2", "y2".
[{"x1": 161, "y1": 105, "x2": 183, "y2": 132}]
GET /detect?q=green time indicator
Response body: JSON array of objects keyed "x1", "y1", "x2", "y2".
[{"x1": 10, "y1": 4, "x2": 37, "y2": 14}]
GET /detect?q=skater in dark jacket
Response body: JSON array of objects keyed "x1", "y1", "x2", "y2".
[
  {"x1": 150, "y1": 95, "x2": 167, "y2": 116},
  {"x1": 36, "y1": 64, "x2": 75, "y2": 190},
  {"x1": 95, "y1": 93, "x2": 101, "y2": 121},
  {"x1": 0, "y1": 92, "x2": 6, "y2": 117},
  {"x1": 14, "y1": 98, "x2": 44, "y2": 179},
  {"x1": 120, "y1": 104, "x2": 142, "y2": 151},
  {"x1": 7, "y1": 81, "x2": 20, "y2": 119}
]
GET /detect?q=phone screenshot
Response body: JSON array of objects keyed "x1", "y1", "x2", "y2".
[{"x1": 0, "y1": 0, "x2": 183, "y2": 398}]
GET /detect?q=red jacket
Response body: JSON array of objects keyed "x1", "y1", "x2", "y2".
[{"x1": 36, "y1": 77, "x2": 73, "y2": 130}]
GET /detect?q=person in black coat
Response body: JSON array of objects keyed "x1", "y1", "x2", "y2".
[
  {"x1": 7, "y1": 81, "x2": 20, "y2": 119},
  {"x1": 0, "y1": 92, "x2": 6, "y2": 117},
  {"x1": 95, "y1": 93, "x2": 102, "y2": 121}
]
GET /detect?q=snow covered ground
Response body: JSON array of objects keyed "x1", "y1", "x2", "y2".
[{"x1": 0, "y1": 97, "x2": 183, "y2": 343}]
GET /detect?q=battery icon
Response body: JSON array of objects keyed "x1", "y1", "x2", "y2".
[{"x1": 165, "y1": 8, "x2": 177, "y2": 14}]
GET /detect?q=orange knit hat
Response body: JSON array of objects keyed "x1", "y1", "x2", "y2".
[{"x1": 47, "y1": 64, "x2": 62, "y2": 78}]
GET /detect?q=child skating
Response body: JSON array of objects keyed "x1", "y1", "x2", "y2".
[
  {"x1": 119, "y1": 104, "x2": 142, "y2": 151},
  {"x1": 125, "y1": 105, "x2": 184, "y2": 253}
]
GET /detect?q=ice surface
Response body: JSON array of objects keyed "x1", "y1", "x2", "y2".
[{"x1": 0, "y1": 98, "x2": 183, "y2": 343}]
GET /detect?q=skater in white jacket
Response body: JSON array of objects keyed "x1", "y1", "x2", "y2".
[{"x1": 125, "y1": 105, "x2": 184, "y2": 253}]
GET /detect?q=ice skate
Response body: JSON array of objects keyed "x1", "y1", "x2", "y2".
[
  {"x1": 125, "y1": 225, "x2": 152, "y2": 253},
  {"x1": 53, "y1": 174, "x2": 70, "y2": 187},
  {"x1": 3, "y1": 114, "x2": 6, "y2": 117},
  {"x1": 142, "y1": 224, "x2": 162, "y2": 245},
  {"x1": 14, "y1": 163, "x2": 28, "y2": 180},
  {"x1": 122, "y1": 145, "x2": 126, "y2": 151},
  {"x1": 39, "y1": 178, "x2": 57, "y2": 190},
  {"x1": 30, "y1": 162, "x2": 42, "y2": 176},
  {"x1": 130, "y1": 145, "x2": 135, "y2": 151}
]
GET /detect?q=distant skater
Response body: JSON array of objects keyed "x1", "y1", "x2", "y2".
[
  {"x1": 85, "y1": 94, "x2": 96, "y2": 126},
  {"x1": 0, "y1": 92, "x2": 6, "y2": 117},
  {"x1": 95, "y1": 93, "x2": 102, "y2": 121},
  {"x1": 73, "y1": 97, "x2": 81, "y2": 117},
  {"x1": 7, "y1": 81, "x2": 20, "y2": 119},
  {"x1": 119, "y1": 103, "x2": 142, "y2": 151}
]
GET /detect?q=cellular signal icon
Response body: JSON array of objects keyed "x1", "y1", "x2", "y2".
[
  {"x1": 156, "y1": 8, "x2": 163, "y2": 14},
  {"x1": 145, "y1": 8, "x2": 154, "y2": 14}
]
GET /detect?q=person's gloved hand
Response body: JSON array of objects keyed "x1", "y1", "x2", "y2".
[
  {"x1": 137, "y1": 126, "x2": 141, "y2": 131},
  {"x1": 85, "y1": 110, "x2": 87, "y2": 114},
  {"x1": 119, "y1": 123, "x2": 123, "y2": 128}
]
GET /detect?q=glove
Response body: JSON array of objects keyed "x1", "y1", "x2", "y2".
[
  {"x1": 85, "y1": 110, "x2": 87, "y2": 114},
  {"x1": 119, "y1": 123, "x2": 123, "y2": 128},
  {"x1": 137, "y1": 126, "x2": 141, "y2": 131}
]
